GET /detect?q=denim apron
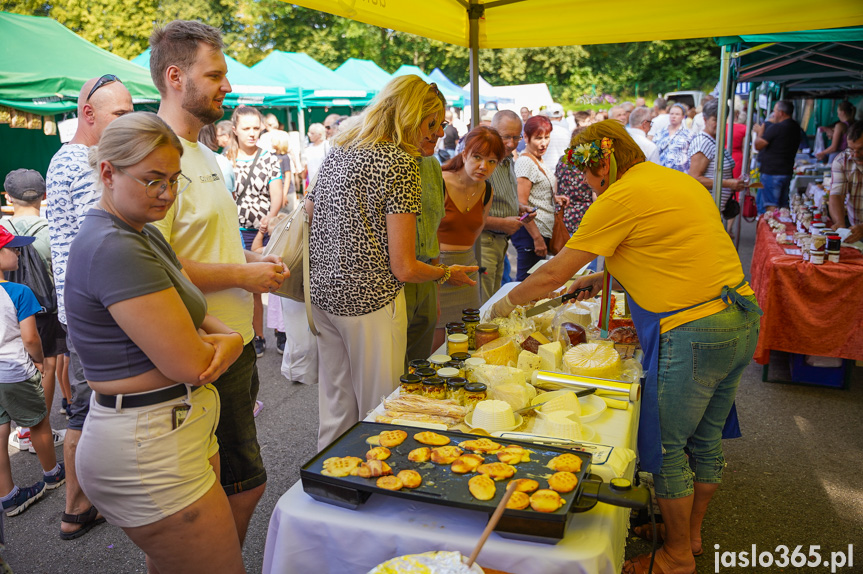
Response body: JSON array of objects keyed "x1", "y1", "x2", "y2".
[{"x1": 620, "y1": 278, "x2": 762, "y2": 474}]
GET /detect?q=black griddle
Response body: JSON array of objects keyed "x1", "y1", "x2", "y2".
[{"x1": 301, "y1": 422, "x2": 647, "y2": 543}]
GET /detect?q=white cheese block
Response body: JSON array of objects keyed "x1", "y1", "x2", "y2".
[
  {"x1": 517, "y1": 350, "x2": 543, "y2": 372},
  {"x1": 537, "y1": 341, "x2": 563, "y2": 371}
]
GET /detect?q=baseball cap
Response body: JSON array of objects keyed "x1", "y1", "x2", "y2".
[
  {"x1": 4, "y1": 169, "x2": 45, "y2": 202},
  {"x1": 0, "y1": 226, "x2": 35, "y2": 250},
  {"x1": 546, "y1": 103, "x2": 564, "y2": 118}
]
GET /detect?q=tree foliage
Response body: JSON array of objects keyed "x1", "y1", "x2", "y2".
[{"x1": 3, "y1": 0, "x2": 720, "y2": 102}]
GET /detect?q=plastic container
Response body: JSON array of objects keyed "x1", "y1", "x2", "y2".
[{"x1": 789, "y1": 353, "x2": 848, "y2": 388}]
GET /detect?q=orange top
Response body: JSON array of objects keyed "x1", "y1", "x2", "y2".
[{"x1": 437, "y1": 181, "x2": 490, "y2": 246}]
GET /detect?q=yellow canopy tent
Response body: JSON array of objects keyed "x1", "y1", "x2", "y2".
[{"x1": 284, "y1": 0, "x2": 863, "y2": 122}]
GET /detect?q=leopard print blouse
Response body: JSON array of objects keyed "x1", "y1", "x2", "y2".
[{"x1": 308, "y1": 141, "x2": 421, "y2": 316}]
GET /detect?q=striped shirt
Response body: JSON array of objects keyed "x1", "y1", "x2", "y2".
[
  {"x1": 689, "y1": 132, "x2": 736, "y2": 204},
  {"x1": 830, "y1": 149, "x2": 863, "y2": 226},
  {"x1": 487, "y1": 156, "x2": 519, "y2": 220}
]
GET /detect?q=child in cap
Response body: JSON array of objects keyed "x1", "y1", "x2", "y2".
[{"x1": 0, "y1": 226, "x2": 65, "y2": 516}]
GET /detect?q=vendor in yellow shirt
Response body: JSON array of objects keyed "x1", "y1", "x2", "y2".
[{"x1": 490, "y1": 120, "x2": 762, "y2": 574}]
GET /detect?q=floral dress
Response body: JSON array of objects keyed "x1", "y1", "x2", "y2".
[
  {"x1": 554, "y1": 159, "x2": 594, "y2": 233},
  {"x1": 654, "y1": 126, "x2": 693, "y2": 172}
]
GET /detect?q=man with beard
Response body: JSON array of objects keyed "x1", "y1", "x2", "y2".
[
  {"x1": 148, "y1": 20, "x2": 286, "y2": 547},
  {"x1": 46, "y1": 75, "x2": 133, "y2": 540}
]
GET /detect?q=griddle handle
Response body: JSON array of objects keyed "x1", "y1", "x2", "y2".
[{"x1": 579, "y1": 478, "x2": 650, "y2": 510}]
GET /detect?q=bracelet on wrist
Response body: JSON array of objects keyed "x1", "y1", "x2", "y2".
[{"x1": 436, "y1": 263, "x2": 451, "y2": 285}]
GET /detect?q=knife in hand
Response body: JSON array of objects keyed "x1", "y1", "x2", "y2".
[{"x1": 525, "y1": 287, "x2": 592, "y2": 317}]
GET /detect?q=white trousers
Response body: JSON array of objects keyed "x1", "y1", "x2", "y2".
[
  {"x1": 314, "y1": 290, "x2": 406, "y2": 450},
  {"x1": 279, "y1": 297, "x2": 319, "y2": 385}
]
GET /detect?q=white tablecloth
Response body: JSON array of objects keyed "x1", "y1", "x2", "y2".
[{"x1": 262, "y1": 283, "x2": 642, "y2": 574}]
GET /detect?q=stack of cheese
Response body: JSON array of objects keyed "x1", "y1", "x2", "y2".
[
  {"x1": 563, "y1": 341, "x2": 622, "y2": 380},
  {"x1": 517, "y1": 340, "x2": 563, "y2": 373}
]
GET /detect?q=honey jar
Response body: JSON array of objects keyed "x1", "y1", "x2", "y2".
[{"x1": 447, "y1": 333, "x2": 469, "y2": 356}]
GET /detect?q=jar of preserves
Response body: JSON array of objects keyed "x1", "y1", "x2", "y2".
[
  {"x1": 429, "y1": 354, "x2": 451, "y2": 370},
  {"x1": 437, "y1": 367, "x2": 460, "y2": 381},
  {"x1": 447, "y1": 333, "x2": 469, "y2": 356},
  {"x1": 474, "y1": 323, "x2": 500, "y2": 350},
  {"x1": 399, "y1": 373, "x2": 423, "y2": 395},
  {"x1": 446, "y1": 377, "x2": 467, "y2": 405},
  {"x1": 464, "y1": 357, "x2": 486, "y2": 382},
  {"x1": 444, "y1": 360, "x2": 465, "y2": 378},
  {"x1": 450, "y1": 352, "x2": 471, "y2": 363},
  {"x1": 462, "y1": 314, "x2": 480, "y2": 349},
  {"x1": 462, "y1": 308, "x2": 481, "y2": 316},
  {"x1": 463, "y1": 382, "x2": 488, "y2": 407},
  {"x1": 414, "y1": 367, "x2": 437, "y2": 380},
  {"x1": 445, "y1": 322, "x2": 466, "y2": 335},
  {"x1": 408, "y1": 359, "x2": 430, "y2": 375},
  {"x1": 422, "y1": 377, "x2": 447, "y2": 400}
]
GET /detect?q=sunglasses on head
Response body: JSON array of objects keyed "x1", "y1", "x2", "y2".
[{"x1": 86, "y1": 74, "x2": 122, "y2": 102}]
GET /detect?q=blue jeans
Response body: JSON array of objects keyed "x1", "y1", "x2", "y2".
[
  {"x1": 757, "y1": 173, "x2": 791, "y2": 214},
  {"x1": 653, "y1": 296, "x2": 760, "y2": 499},
  {"x1": 510, "y1": 227, "x2": 549, "y2": 282}
]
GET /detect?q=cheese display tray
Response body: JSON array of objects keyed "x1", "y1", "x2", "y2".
[{"x1": 301, "y1": 422, "x2": 593, "y2": 542}]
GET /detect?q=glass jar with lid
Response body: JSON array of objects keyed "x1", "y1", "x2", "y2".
[
  {"x1": 447, "y1": 333, "x2": 469, "y2": 356},
  {"x1": 408, "y1": 359, "x2": 430, "y2": 375},
  {"x1": 446, "y1": 377, "x2": 467, "y2": 405},
  {"x1": 429, "y1": 354, "x2": 451, "y2": 370},
  {"x1": 445, "y1": 322, "x2": 466, "y2": 335},
  {"x1": 399, "y1": 373, "x2": 423, "y2": 395},
  {"x1": 436, "y1": 367, "x2": 460, "y2": 382},
  {"x1": 444, "y1": 360, "x2": 465, "y2": 378},
  {"x1": 450, "y1": 352, "x2": 470, "y2": 363},
  {"x1": 414, "y1": 367, "x2": 437, "y2": 380},
  {"x1": 422, "y1": 377, "x2": 447, "y2": 400},
  {"x1": 464, "y1": 357, "x2": 486, "y2": 382},
  {"x1": 463, "y1": 382, "x2": 488, "y2": 407},
  {"x1": 462, "y1": 314, "x2": 480, "y2": 350},
  {"x1": 474, "y1": 323, "x2": 500, "y2": 350}
]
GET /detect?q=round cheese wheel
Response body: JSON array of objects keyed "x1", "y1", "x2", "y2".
[{"x1": 563, "y1": 342, "x2": 622, "y2": 380}]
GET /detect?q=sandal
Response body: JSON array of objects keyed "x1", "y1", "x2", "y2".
[
  {"x1": 623, "y1": 553, "x2": 697, "y2": 574},
  {"x1": 60, "y1": 505, "x2": 106, "y2": 540},
  {"x1": 633, "y1": 523, "x2": 703, "y2": 556}
]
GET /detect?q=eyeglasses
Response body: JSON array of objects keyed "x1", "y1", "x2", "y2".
[
  {"x1": 500, "y1": 135, "x2": 523, "y2": 142},
  {"x1": 324, "y1": 125, "x2": 332, "y2": 131},
  {"x1": 439, "y1": 121, "x2": 450, "y2": 130},
  {"x1": 86, "y1": 74, "x2": 122, "y2": 102},
  {"x1": 117, "y1": 167, "x2": 192, "y2": 198}
]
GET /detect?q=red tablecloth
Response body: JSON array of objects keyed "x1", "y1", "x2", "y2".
[{"x1": 750, "y1": 219, "x2": 863, "y2": 364}]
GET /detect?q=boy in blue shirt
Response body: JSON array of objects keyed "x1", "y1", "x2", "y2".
[{"x1": 0, "y1": 227, "x2": 65, "y2": 516}]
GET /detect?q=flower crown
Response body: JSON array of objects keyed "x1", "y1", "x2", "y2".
[{"x1": 563, "y1": 137, "x2": 614, "y2": 170}]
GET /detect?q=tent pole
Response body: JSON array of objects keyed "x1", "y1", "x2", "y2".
[
  {"x1": 736, "y1": 88, "x2": 756, "y2": 251},
  {"x1": 468, "y1": 1, "x2": 483, "y2": 129},
  {"x1": 297, "y1": 91, "x2": 307, "y2": 192},
  {"x1": 713, "y1": 45, "x2": 732, "y2": 210}
]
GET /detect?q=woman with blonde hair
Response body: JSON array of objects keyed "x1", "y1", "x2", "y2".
[
  {"x1": 65, "y1": 112, "x2": 246, "y2": 573},
  {"x1": 306, "y1": 76, "x2": 476, "y2": 448},
  {"x1": 490, "y1": 119, "x2": 760, "y2": 574}
]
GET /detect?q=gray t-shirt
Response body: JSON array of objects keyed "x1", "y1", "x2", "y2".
[{"x1": 65, "y1": 209, "x2": 207, "y2": 382}]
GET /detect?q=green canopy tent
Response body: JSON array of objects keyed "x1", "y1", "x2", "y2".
[
  {"x1": 391, "y1": 65, "x2": 465, "y2": 107},
  {"x1": 0, "y1": 10, "x2": 160, "y2": 178},
  {"x1": 334, "y1": 58, "x2": 393, "y2": 95},
  {"x1": 131, "y1": 48, "x2": 300, "y2": 109},
  {"x1": 252, "y1": 51, "x2": 372, "y2": 108}
]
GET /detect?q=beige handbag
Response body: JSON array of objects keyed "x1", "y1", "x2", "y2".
[{"x1": 262, "y1": 199, "x2": 318, "y2": 335}]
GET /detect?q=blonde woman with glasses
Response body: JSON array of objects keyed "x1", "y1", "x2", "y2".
[
  {"x1": 306, "y1": 76, "x2": 476, "y2": 449},
  {"x1": 65, "y1": 112, "x2": 246, "y2": 573}
]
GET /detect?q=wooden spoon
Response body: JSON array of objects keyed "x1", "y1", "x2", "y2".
[{"x1": 466, "y1": 481, "x2": 518, "y2": 568}]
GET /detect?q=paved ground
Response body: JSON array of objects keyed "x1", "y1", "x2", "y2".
[{"x1": 3, "y1": 217, "x2": 862, "y2": 573}]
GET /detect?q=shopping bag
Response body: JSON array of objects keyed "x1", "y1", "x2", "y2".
[{"x1": 548, "y1": 207, "x2": 570, "y2": 255}]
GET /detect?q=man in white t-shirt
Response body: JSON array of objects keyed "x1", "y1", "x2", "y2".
[
  {"x1": 543, "y1": 103, "x2": 571, "y2": 173},
  {"x1": 303, "y1": 123, "x2": 329, "y2": 184},
  {"x1": 648, "y1": 97, "x2": 670, "y2": 140},
  {"x1": 149, "y1": 19, "x2": 287, "y2": 549},
  {"x1": 627, "y1": 107, "x2": 661, "y2": 164}
]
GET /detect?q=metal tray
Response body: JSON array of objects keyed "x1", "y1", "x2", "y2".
[{"x1": 300, "y1": 422, "x2": 592, "y2": 532}]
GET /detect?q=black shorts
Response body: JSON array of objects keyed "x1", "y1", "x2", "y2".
[{"x1": 36, "y1": 313, "x2": 68, "y2": 357}]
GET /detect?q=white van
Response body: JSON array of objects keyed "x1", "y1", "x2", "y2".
[{"x1": 661, "y1": 90, "x2": 707, "y2": 109}]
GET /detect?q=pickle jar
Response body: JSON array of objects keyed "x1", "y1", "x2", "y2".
[
  {"x1": 414, "y1": 367, "x2": 437, "y2": 380},
  {"x1": 464, "y1": 357, "x2": 486, "y2": 382},
  {"x1": 444, "y1": 360, "x2": 465, "y2": 378},
  {"x1": 445, "y1": 321, "x2": 466, "y2": 335},
  {"x1": 437, "y1": 367, "x2": 460, "y2": 382},
  {"x1": 462, "y1": 314, "x2": 480, "y2": 350},
  {"x1": 399, "y1": 373, "x2": 423, "y2": 395},
  {"x1": 463, "y1": 382, "x2": 488, "y2": 407},
  {"x1": 408, "y1": 359, "x2": 430, "y2": 375},
  {"x1": 474, "y1": 323, "x2": 500, "y2": 350},
  {"x1": 446, "y1": 377, "x2": 467, "y2": 405},
  {"x1": 429, "y1": 354, "x2": 451, "y2": 370},
  {"x1": 422, "y1": 376, "x2": 447, "y2": 400},
  {"x1": 450, "y1": 352, "x2": 471, "y2": 364},
  {"x1": 447, "y1": 333, "x2": 469, "y2": 356}
]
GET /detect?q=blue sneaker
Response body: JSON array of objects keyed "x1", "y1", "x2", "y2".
[
  {"x1": 3, "y1": 482, "x2": 46, "y2": 516},
  {"x1": 44, "y1": 462, "x2": 66, "y2": 490}
]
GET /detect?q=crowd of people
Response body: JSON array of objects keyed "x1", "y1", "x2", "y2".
[{"x1": 0, "y1": 15, "x2": 860, "y2": 574}]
